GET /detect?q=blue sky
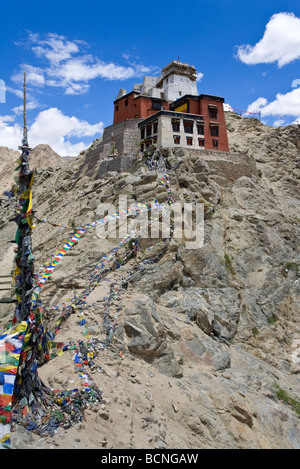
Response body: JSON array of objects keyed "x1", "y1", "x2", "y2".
[{"x1": 0, "y1": 0, "x2": 300, "y2": 155}]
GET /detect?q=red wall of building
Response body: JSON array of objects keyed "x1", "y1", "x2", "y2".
[
  {"x1": 176, "y1": 96, "x2": 229, "y2": 152},
  {"x1": 188, "y1": 98, "x2": 201, "y2": 115},
  {"x1": 113, "y1": 93, "x2": 139, "y2": 124},
  {"x1": 199, "y1": 97, "x2": 229, "y2": 152},
  {"x1": 114, "y1": 94, "x2": 169, "y2": 124}
]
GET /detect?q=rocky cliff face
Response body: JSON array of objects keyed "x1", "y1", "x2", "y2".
[
  {"x1": 0, "y1": 112, "x2": 299, "y2": 449},
  {"x1": 0, "y1": 144, "x2": 66, "y2": 192}
]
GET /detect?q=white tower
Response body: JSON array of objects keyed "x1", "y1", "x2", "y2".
[
  {"x1": 158, "y1": 60, "x2": 198, "y2": 102},
  {"x1": 135, "y1": 60, "x2": 198, "y2": 103}
]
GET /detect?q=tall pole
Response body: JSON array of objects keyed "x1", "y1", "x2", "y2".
[
  {"x1": 14, "y1": 72, "x2": 34, "y2": 321},
  {"x1": 23, "y1": 72, "x2": 28, "y2": 146},
  {"x1": 12, "y1": 73, "x2": 49, "y2": 421},
  {"x1": 0, "y1": 72, "x2": 35, "y2": 450}
]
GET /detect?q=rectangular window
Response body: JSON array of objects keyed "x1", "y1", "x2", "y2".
[
  {"x1": 212, "y1": 139, "x2": 219, "y2": 148},
  {"x1": 146, "y1": 125, "x2": 152, "y2": 137},
  {"x1": 186, "y1": 137, "x2": 193, "y2": 145},
  {"x1": 153, "y1": 121, "x2": 158, "y2": 134},
  {"x1": 209, "y1": 107, "x2": 218, "y2": 119},
  {"x1": 125, "y1": 99, "x2": 128, "y2": 107},
  {"x1": 173, "y1": 135, "x2": 180, "y2": 145},
  {"x1": 172, "y1": 119, "x2": 180, "y2": 132},
  {"x1": 184, "y1": 120, "x2": 194, "y2": 133},
  {"x1": 115, "y1": 105, "x2": 119, "y2": 111},
  {"x1": 152, "y1": 100, "x2": 161, "y2": 111},
  {"x1": 141, "y1": 128, "x2": 145, "y2": 139},
  {"x1": 197, "y1": 124, "x2": 204, "y2": 135},
  {"x1": 210, "y1": 125, "x2": 219, "y2": 137},
  {"x1": 198, "y1": 138, "x2": 205, "y2": 147}
]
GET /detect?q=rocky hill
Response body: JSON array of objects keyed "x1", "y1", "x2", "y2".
[
  {"x1": 0, "y1": 112, "x2": 299, "y2": 449},
  {"x1": 0, "y1": 144, "x2": 67, "y2": 193}
]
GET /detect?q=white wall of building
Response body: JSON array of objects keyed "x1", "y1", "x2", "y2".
[
  {"x1": 163, "y1": 75, "x2": 198, "y2": 101},
  {"x1": 142, "y1": 114, "x2": 205, "y2": 151}
]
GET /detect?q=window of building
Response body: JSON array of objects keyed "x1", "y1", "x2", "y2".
[
  {"x1": 152, "y1": 100, "x2": 161, "y2": 111},
  {"x1": 208, "y1": 107, "x2": 218, "y2": 119},
  {"x1": 153, "y1": 121, "x2": 158, "y2": 134},
  {"x1": 172, "y1": 119, "x2": 180, "y2": 132},
  {"x1": 184, "y1": 120, "x2": 194, "y2": 133},
  {"x1": 140, "y1": 143, "x2": 144, "y2": 152},
  {"x1": 212, "y1": 139, "x2": 219, "y2": 148},
  {"x1": 115, "y1": 105, "x2": 119, "y2": 111},
  {"x1": 197, "y1": 124, "x2": 204, "y2": 135},
  {"x1": 186, "y1": 137, "x2": 193, "y2": 145},
  {"x1": 141, "y1": 128, "x2": 145, "y2": 140},
  {"x1": 173, "y1": 135, "x2": 180, "y2": 145},
  {"x1": 198, "y1": 138, "x2": 205, "y2": 147},
  {"x1": 125, "y1": 99, "x2": 128, "y2": 107},
  {"x1": 146, "y1": 125, "x2": 152, "y2": 137},
  {"x1": 210, "y1": 125, "x2": 219, "y2": 137}
]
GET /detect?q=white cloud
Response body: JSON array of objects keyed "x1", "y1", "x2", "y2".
[
  {"x1": 273, "y1": 119, "x2": 285, "y2": 127},
  {"x1": 48, "y1": 55, "x2": 138, "y2": 92},
  {"x1": 12, "y1": 98, "x2": 40, "y2": 115},
  {"x1": 247, "y1": 88, "x2": 300, "y2": 117},
  {"x1": 0, "y1": 107, "x2": 104, "y2": 156},
  {"x1": 64, "y1": 82, "x2": 90, "y2": 96},
  {"x1": 29, "y1": 107, "x2": 104, "y2": 155},
  {"x1": 0, "y1": 119, "x2": 22, "y2": 150},
  {"x1": 6, "y1": 83, "x2": 41, "y2": 116},
  {"x1": 121, "y1": 52, "x2": 158, "y2": 76},
  {"x1": 236, "y1": 12, "x2": 300, "y2": 67},
  {"x1": 12, "y1": 64, "x2": 45, "y2": 87},
  {"x1": 6, "y1": 86, "x2": 24, "y2": 99},
  {"x1": 14, "y1": 32, "x2": 157, "y2": 95},
  {"x1": 223, "y1": 103, "x2": 233, "y2": 112},
  {"x1": 0, "y1": 115, "x2": 16, "y2": 123},
  {"x1": 30, "y1": 32, "x2": 81, "y2": 65},
  {"x1": 247, "y1": 97, "x2": 268, "y2": 114}
]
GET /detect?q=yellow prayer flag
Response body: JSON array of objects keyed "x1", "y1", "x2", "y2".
[
  {"x1": 27, "y1": 190, "x2": 32, "y2": 214},
  {"x1": 0, "y1": 434, "x2": 11, "y2": 444}
]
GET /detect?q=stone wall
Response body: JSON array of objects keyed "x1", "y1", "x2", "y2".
[
  {"x1": 100, "y1": 119, "x2": 143, "y2": 157},
  {"x1": 78, "y1": 119, "x2": 143, "y2": 177},
  {"x1": 95, "y1": 149, "x2": 257, "y2": 182},
  {"x1": 97, "y1": 155, "x2": 141, "y2": 179},
  {"x1": 197, "y1": 150, "x2": 258, "y2": 181}
]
